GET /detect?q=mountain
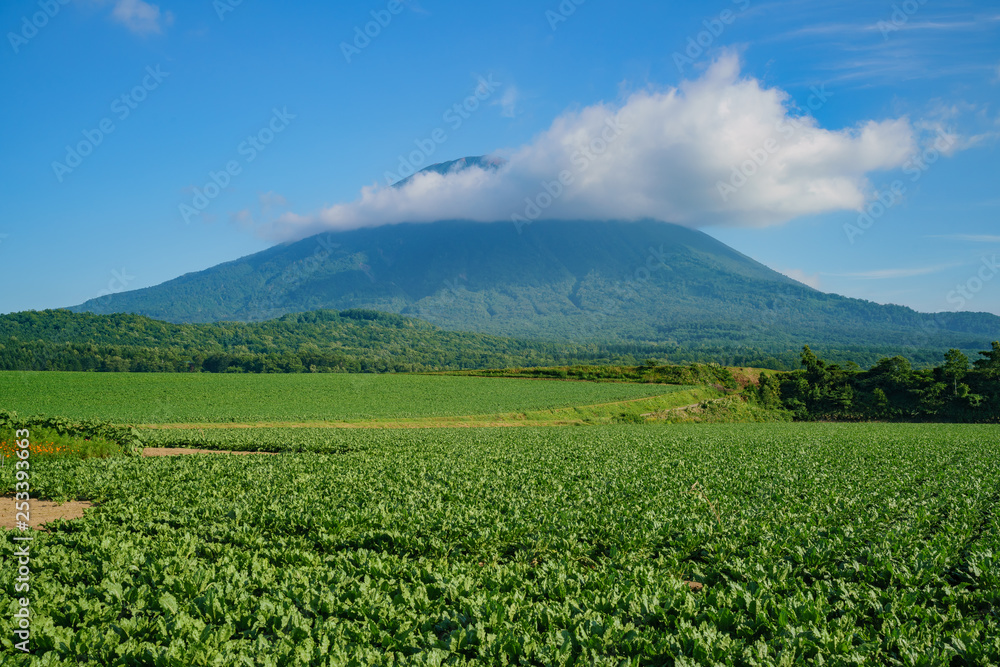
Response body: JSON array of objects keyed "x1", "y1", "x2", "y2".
[
  {"x1": 70, "y1": 218, "x2": 1000, "y2": 358},
  {"x1": 392, "y1": 155, "x2": 507, "y2": 188}
]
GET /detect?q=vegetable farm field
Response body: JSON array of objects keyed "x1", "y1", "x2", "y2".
[
  {"x1": 3, "y1": 423, "x2": 999, "y2": 665},
  {"x1": 0, "y1": 372, "x2": 687, "y2": 425}
]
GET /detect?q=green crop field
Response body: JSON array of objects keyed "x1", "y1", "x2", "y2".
[
  {"x1": 3, "y1": 423, "x2": 999, "y2": 665},
  {"x1": 0, "y1": 372, "x2": 685, "y2": 424}
]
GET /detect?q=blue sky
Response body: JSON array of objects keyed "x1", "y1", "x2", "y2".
[{"x1": 2, "y1": 0, "x2": 998, "y2": 316}]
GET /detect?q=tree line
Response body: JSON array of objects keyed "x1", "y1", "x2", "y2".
[
  {"x1": 752, "y1": 343, "x2": 1000, "y2": 423},
  {"x1": 1, "y1": 309, "x2": 998, "y2": 378}
]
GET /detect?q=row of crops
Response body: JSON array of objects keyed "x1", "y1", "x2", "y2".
[
  {"x1": 140, "y1": 426, "x2": 442, "y2": 454},
  {"x1": 0, "y1": 373, "x2": 685, "y2": 424},
  {"x1": 3, "y1": 423, "x2": 999, "y2": 664}
]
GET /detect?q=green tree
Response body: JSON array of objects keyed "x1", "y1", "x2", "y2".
[
  {"x1": 754, "y1": 373, "x2": 783, "y2": 409},
  {"x1": 800, "y1": 345, "x2": 828, "y2": 385},
  {"x1": 942, "y1": 349, "x2": 970, "y2": 396},
  {"x1": 872, "y1": 388, "x2": 890, "y2": 417},
  {"x1": 973, "y1": 341, "x2": 1000, "y2": 377}
]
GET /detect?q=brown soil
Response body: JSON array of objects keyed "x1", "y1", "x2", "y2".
[
  {"x1": 142, "y1": 448, "x2": 278, "y2": 457},
  {"x1": 729, "y1": 367, "x2": 766, "y2": 389},
  {"x1": 1, "y1": 495, "x2": 93, "y2": 531},
  {"x1": 642, "y1": 402, "x2": 705, "y2": 418}
]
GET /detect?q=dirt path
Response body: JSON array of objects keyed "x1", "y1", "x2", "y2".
[
  {"x1": 1, "y1": 495, "x2": 93, "y2": 531},
  {"x1": 642, "y1": 402, "x2": 704, "y2": 416}
]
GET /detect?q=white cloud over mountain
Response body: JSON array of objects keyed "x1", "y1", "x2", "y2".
[{"x1": 266, "y1": 54, "x2": 932, "y2": 241}]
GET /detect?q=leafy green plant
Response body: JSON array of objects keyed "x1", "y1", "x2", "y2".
[
  {"x1": 2, "y1": 423, "x2": 998, "y2": 664},
  {"x1": 610, "y1": 411, "x2": 647, "y2": 424},
  {"x1": 0, "y1": 410, "x2": 143, "y2": 457},
  {"x1": 0, "y1": 373, "x2": 677, "y2": 424},
  {"x1": 0, "y1": 425, "x2": 123, "y2": 460}
]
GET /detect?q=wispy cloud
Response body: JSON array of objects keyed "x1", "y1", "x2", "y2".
[
  {"x1": 229, "y1": 209, "x2": 255, "y2": 230},
  {"x1": 95, "y1": 0, "x2": 174, "y2": 35},
  {"x1": 808, "y1": 39, "x2": 995, "y2": 85},
  {"x1": 872, "y1": 18, "x2": 998, "y2": 34},
  {"x1": 779, "y1": 268, "x2": 822, "y2": 289},
  {"x1": 772, "y1": 23, "x2": 983, "y2": 48},
  {"x1": 770, "y1": 23, "x2": 863, "y2": 40},
  {"x1": 258, "y1": 191, "x2": 289, "y2": 212},
  {"x1": 493, "y1": 86, "x2": 520, "y2": 119},
  {"x1": 837, "y1": 264, "x2": 958, "y2": 280},
  {"x1": 771, "y1": 14, "x2": 1000, "y2": 41},
  {"x1": 926, "y1": 234, "x2": 1000, "y2": 244},
  {"x1": 764, "y1": 9, "x2": 1000, "y2": 87}
]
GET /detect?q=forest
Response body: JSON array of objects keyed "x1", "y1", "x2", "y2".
[
  {"x1": 0, "y1": 309, "x2": 988, "y2": 373},
  {"x1": 756, "y1": 343, "x2": 1000, "y2": 423}
]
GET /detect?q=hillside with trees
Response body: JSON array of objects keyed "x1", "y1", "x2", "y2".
[{"x1": 755, "y1": 344, "x2": 1000, "y2": 423}]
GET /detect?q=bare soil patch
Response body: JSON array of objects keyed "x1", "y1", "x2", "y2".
[
  {"x1": 729, "y1": 367, "x2": 767, "y2": 388},
  {"x1": 1, "y1": 495, "x2": 93, "y2": 531}
]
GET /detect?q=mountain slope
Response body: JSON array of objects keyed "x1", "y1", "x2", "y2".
[
  {"x1": 70, "y1": 219, "x2": 1000, "y2": 353},
  {"x1": 392, "y1": 155, "x2": 506, "y2": 188}
]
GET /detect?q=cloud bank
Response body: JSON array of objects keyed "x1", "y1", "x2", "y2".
[{"x1": 266, "y1": 54, "x2": 927, "y2": 241}]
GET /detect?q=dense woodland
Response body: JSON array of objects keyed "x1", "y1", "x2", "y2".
[
  {"x1": 0, "y1": 309, "x2": 594, "y2": 373},
  {"x1": 2, "y1": 310, "x2": 998, "y2": 422},
  {"x1": 754, "y1": 343, "x2": 1000, "y2": 423},
  {"x1": 1, "y1": 309, "x2": 991, "y2": 373}
]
